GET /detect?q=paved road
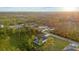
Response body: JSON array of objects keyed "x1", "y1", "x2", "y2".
[
  {"x1": 50, "y1": 34, "x2": 79, "y2": 51},
  {"x1": 44, "y1": 32, "x2": 79, "y2": 51},
  {"x1": 50, "y1": 34, "x2": 79, "y2": 44}
]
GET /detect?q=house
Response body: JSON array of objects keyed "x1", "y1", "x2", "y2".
[
  {"x1": 33, "y1": 35, "x2": 48, "y2": 46},
  {"x1": 70, "y1": 43, "x2": 79, "y2": 48},
  {"x1": 9, "y1": 24, "x2": 24, "y2": 29},
  {"x1": 38, "y1": 26, "x2": 49, "y2": 32},
  {"x1": 38, "y1": 25, "x2": 55, "y2": 32},
  {"x1": 0, "y1": 24, "x2": 4, "y2": 28},
  {"x1": 38, "y1": 26, "x2": 49, "y2": 30}
]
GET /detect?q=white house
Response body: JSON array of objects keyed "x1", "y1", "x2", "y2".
[{"x1": 0, "y1": 24, "x2": 4, "y2": 28}]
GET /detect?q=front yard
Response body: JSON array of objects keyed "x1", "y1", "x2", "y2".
[{"x1": 33, "y1": 37, "x2": 69, "y2": 51}]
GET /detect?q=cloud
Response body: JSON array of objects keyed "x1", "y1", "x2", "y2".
[{"x1": 0, "y1": 7, "x2": 63, "y2": 12}]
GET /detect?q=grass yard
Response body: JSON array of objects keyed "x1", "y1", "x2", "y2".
[{"x1": 33, "y1": 37, "x2": 69, "y2": 51}]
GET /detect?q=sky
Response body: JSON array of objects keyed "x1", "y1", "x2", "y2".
[{"x1": 0, "y1": 7, "x2": 63, "y2": 12}]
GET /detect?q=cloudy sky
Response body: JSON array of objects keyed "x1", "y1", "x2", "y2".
[
  {"x1": 0, "y1": 7, "x2": 63, "y2": 12},
  {"x1": 0, "y1": 7, "x2": 78, "y2": 12}
]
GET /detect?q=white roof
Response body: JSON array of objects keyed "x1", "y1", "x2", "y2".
[
  {"x1": 44, "y1": 34, "x2": 50, "y2": 37},
  {"x1": 38, "y1": 26, "x2": 48, "y2": 28},
  {"x1": 0, "y1": 25, "x2": 4, "y2": 28}
]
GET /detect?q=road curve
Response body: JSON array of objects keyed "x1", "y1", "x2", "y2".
[
  {"x1": 49, "y1": 33, "x2": 79, "y2": 51},
  {"x1": 49, "y1": 34, "x2": 79, "y2": 45}
]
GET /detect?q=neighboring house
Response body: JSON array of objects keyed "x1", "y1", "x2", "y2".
[
  {"x1": 38, "y1": 26, "x2": 49, "y2": 29},
  {"x1": 0, "y1": 24, "x2": 24, "y2": 29},
  {"x1": 0, "y1": 24, "x2": 4, "y2": 28},
  {"x1": 38, "y1": 26, "x2": 55, "y2": 32},
  {"x1": 64, "y1": 43, "x2": 79, "y2": 51},
  {"x1": 38, "y1": 26, "x2": 49, "y2": 32},
  {"x1": 24, "y1": 23, "x2": 38, "y2": 28},
  {"x1": 9, "y1": 24, "x2": 24, "y2": 29},
  {"x1": 70, "y1": 43, "x2": 79, "y2": 48}
]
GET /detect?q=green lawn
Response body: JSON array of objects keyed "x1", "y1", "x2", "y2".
[{"x1": 34, "y1": 37, "x2": 69, "y2": 51}]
